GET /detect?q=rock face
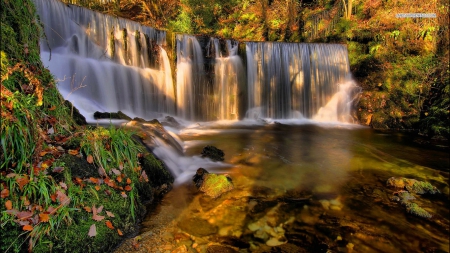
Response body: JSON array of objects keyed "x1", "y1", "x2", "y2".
[{"x1": 193, "y1": 168, "x2": 233, "y2": 198}]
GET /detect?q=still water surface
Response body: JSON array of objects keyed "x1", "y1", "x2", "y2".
[{"x1": 119, "y1": 122, "x2": 449, "y2": 253}]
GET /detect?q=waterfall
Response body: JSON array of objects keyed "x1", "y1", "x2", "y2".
[
  {"x1": 35, "y1": 0, "x2": 359, "y2": 123},
  {"x1": 34, "y1": 0, "x2": 175, "y2": 121},
  {"x1": 245, "y1": 42, "x2": 356, "y2": 120},
  {"x1": 211, "y1": 39, "x2": 245, "y2": 120}
]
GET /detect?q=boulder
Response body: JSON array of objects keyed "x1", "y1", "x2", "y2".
[
  {"x1": 201, "y1": 145, "x2": 224, "y2": 161},
  {"x1": 193, "y1": 168, "x2": 233, "y2": 198}
]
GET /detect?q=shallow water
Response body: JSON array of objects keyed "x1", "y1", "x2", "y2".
[{"x1": 116, "y1": 122, "x2": 449, "y2": 253}]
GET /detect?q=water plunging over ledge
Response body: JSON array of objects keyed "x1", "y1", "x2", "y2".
[{"x1": 33, "y1": 2, "x2": 449, "y2": 252}]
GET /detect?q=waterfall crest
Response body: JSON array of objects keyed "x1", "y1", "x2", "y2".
[{"x1": 35, "y1": 0, "x2": 175, "y2": 121}]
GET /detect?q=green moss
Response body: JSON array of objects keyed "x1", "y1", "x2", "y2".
[
  {"x1": 406, "y1": 181, "x2": 440, "y2": 195},
  {"x1": 405, "y1": 203, "x2": 432, "y2": 219},
  {"x1": 199, "y1": 173, "x2": 234, "y2": 198}
]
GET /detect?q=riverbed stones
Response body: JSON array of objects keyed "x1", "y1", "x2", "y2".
[{"x1": 178, "y1": 217, "x2": 218, "y2": 237}]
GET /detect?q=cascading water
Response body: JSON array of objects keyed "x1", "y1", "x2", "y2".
[
  {"x1": 245, "y1": 42, "x2": 359, "y2": 121},
  {"x1": 210, "y1": 39, "x2": 245, "y2": 120},
  {"x1": 34, "y1": 0, "x2": 175, "y2": 121}
]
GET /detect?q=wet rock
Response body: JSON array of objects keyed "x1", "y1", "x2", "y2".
[
  {"x1": 386, "y1": 177, "x2": 440, "y2": 194},
  {"x1": 218, "y1": 236, "x2": 250, "y2": 249},
  {"x1": 93, "y1": 110, "x2": 132, "y2": 120},
  {"x1": 171, "y1": 245, "x2": 189, "y2": 253},
  {"x1": 201, "y1": 145, "x2": 225, "y2": 161},
  {"x1": 266, "y1": 237, "x2": 287, "y2": 246},
  {"x1": 178, "y1": 217, "x2": 218, "y2": 237},
  {"x1": 206, "y1": 245, "x2": 238, "y2": 253},
  {"x1": 162, "y1": 116, "x2": 181, "y2": 128},
  {"x1": 64, "y1": 100, "x2": 87, "y2": 125},
  {"x1": 193, "y1": 168, "x2": 234, "y2": 198}
]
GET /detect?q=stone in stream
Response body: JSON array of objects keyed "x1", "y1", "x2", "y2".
[
  {"x1": 193, "y1": 168, "x2": 234, "y2": 198},
  {"x1": 201, "y1": 145, "x2": 225, "y2": 161},
  {"x1": 178, "y1": 217, "x2": 218, "y2": 237}
]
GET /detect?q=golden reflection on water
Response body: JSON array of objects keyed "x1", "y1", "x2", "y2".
[{"x1": 116, "y1": 124, "x2": 449, "y2": 253}]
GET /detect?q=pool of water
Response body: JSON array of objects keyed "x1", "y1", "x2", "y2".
[{"x1": 115, "y1": 122, "x2": 449, "y2": 253}]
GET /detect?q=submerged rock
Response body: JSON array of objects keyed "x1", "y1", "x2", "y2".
[
  {"x1": 178, "y1": 217, "x2": 218, "y2": 237},
  {"x1": 193, "y1": 168, "x2": 234, "y2": 198},
  {"x1": 387, "y1": 177, "x2": 439, "y2": 219},
  {"x1": 386, "y1": 177, "x2": 440, "y2": 195},
  {"x1": 201, "y1": 145, "x2": 225, "y2": 161}
]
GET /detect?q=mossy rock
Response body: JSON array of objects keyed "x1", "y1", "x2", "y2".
[
  {"x1": 55, "y1": 154, "x2": 97, "y2": 180},
  {"x1": 93, "y1": 111, "x2": 132, "y2": 120},
  {"x1": 199, "y1": 173, "x2": 234, "y2": 198},
  {"x1": 64, "y1": 100, "x2": 87, "y2": 125},
  {"x1": 201, "y1": 145, "x2": 225, "y2": 161},
  {"x1": 137, "y1": 152, "x2": 174, "y2": 201}
]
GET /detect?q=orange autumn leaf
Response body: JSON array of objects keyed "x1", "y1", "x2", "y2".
[
  {"x1": 90, "y1": 177, "x2": 99, "y2": 184},
  {"x1": 126, "y1": 178, "x2": 131, "y2": 184},
  {"x1": 68, "y1": 149, "x2": 78, "y2": 155},
  {"x1": 124, "y1": 185, "x2": 132, "y2": 191},
  {"x1": 95, "y1": 185, "x2": 101, "y2": 191},
  {"x1": 117, "y1": 229, "x2": 123, "y2": 236},
  {"x1": 116, "y1": 175, "x2": 122, "y2": 183},
  {"x1": 1, "y1": 188, "x2": 9, "y2": 198},
  {"x1": 39, "y1": 213, "x2": 50, "y2": 222},
  {"x1": 50, "y1": 194, "x2": 57, "y2": 202},
  {"x1": 22, "y1": 225, "x2": 33, "y2": 231},
  {"x1": 39, "y1": 151, "x2": 48, "y2": 157},
  {"x1": 105, "y1": 220, "x2": 114, "y2": 229},
  {"x1": 84, "y1": 206, "x2": 92, "y2": 213},
  {"x1": 49, "y1": 105, "x2": 56, "y2": 111},
  {"x1": 5, "y1": 200, "x2": 12, "y2": 210},
  {"x1": 87, "y1": 155, "x2": 94, "y2": 164},
  {"x1": 17, "y1": 176, "x2": 29, "y2": 191}
]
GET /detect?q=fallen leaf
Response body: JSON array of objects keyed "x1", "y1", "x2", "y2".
[
  {"x1": 19, "y1": 220, "x2": 30, "y2": 226},
  {"x1": 39, "y1": 213, "x2": 50, "y2": 222},
  {"x1": 39, "y1": 151, "x2": 48, "y2": 157},
  {"x1": 124, "y1": 185, "x2": 132, "y2": 191},
  {"x1": 21, "y1": 196, "x2": 30, "y2": 206},
  {"x1": 59, "y1": 182, "x2": 67, "y2": 190},
  {"x1": 6, "y1": 173, "x2": 16, "y2": 178},
  {"x1": 116, "y1": 176, "x2": 122, "y2": 183},
  {"x1": 17, "y1": 175, "x2": 30, "y2": 191},
  {"x1": 87, "y1": 155, "x2": 94, "y2": 164},
  {"x1": 95, "y1": 185, "x2": 100, "y2": 191},
  {"x1": 117, "y1": 229, "x2": 123, "y2": 236},
  {"x1": 119, "y1": 163, "x2": 124, "y2": 171},
  {"x1": 22, "y1": 225, "x2": 33, "y2": 231},
  {"x1": 96, "y1": 205, "x2": 104, "y2": 213},
  {"x1": 52, "y1": 167, "x2": 64, "y2": 173},
  {"x1": 106, "y1": 211, "x2": 115, "y2": 217},
  {"x1": 48, "y1": 105, "x2": 56, "y2": 111},
  {"x1": 98, "y1": 167, "x2": 107, "y2": 178},
  {"x1": 105, "y1": 220, "x2": 114, "y2": 229},
  {"x1": 16, "y1": 211, "x2": 33, "y2": 220},
  {"x1": 110, "y1": 168, "x2": 120, "y2": 175},
  {"x1": 1, "y1": 188, "x2": 10, "y2": 198},
  {"x1": 104, "y1": 189, "x2": 111, "y2": 196},
  {"x1": 5, "y1": 200, "x2": 12, "y2": 210},
  {"x1": 84, "y1": 206, "x2": 92, "y2": 213},
  {"x1": 47, "y1": 206, "x2": 56, "y2": 214},
  {"x1": 56, "y1": 190, "x2": 70, "y2": 206},
  {"x1": 92, "y1": 214, "x2": 105, "y2": 221},
  {"x1": 90, "y1": 177, "x2": 99, "y2": 184},
  {"x1": 88, "y1": 224, "x2": 97, "y2": 237},
  {"x1": 50, "y1": 194, "x2": 57, "y2": 202},
  {"x1": 126, "y1": 178, "x2": 131, "y2": 184},
  {"x1": 68, "y1": 150, "x2": 78, "y2": 155},
  {"x1": 121, "y1": 192, "x2": 127, "y2": 198},
  {"x1": 140, "y1": 170, "x2": 149, "y2": 182}
]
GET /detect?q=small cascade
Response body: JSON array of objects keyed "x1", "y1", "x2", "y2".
[
  {"x1": 175, "y1": 35, "x2": 207, "y2": 121},
  {"x1": 34, "y1": 0, "x2": 175, "y2": 121},
  {"x1": 246, "y1": 42, "x2": 352, "y2": 120},
  {"x1": 210, "y1": 39, "x2": 245, "y2": 120}
]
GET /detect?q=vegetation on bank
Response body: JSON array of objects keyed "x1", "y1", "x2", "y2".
[
  {"x1": 65, "y1": 0, "x2": 449, "y2": 139},
  {"x1": 1, "y1": 0, "x2": 173, "y2": 252}
]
